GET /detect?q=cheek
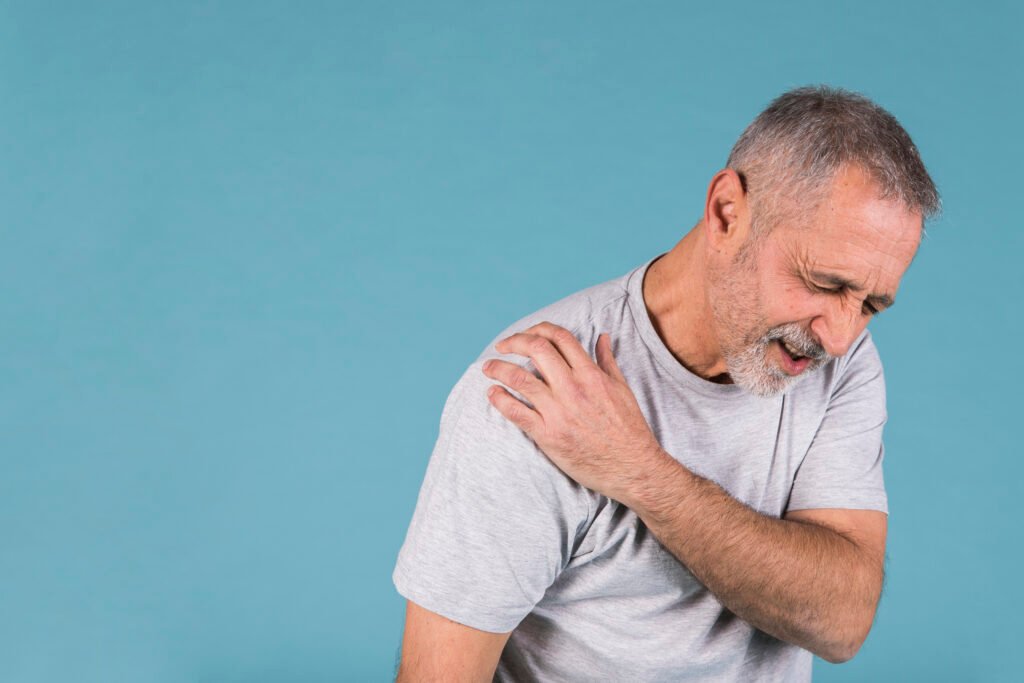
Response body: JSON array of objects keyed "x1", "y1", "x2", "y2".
[{"x1": 769, "y1": 283, "x2": 819, "y2": 322}]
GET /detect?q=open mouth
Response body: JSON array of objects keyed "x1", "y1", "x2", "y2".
[
  {"x1": 779, "y1": 338, "x2": 806, "y2": 361},
  {"x1": 775, "y1": 339, "x2": 811, "y2": 376}
]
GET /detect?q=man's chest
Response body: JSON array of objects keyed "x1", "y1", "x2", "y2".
[{"x1": 634, "y1": 391, "x2": 823, "y2": 517}]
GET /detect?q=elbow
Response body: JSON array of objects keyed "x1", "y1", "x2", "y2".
[
  {"x1": 817, "y1": 617, "x2": 873, "y2": 664},
  {"x1": 819, "y1": 561, "x2": 883, "y2": 663},
  {"x1": 818, "y1": 641, "x2": 860, "y2": 665},
  {"x1": 815, "y1": 635, "x2": 861, "y2": 664}
]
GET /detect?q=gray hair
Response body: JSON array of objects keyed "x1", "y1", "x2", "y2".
[{"x1": 726, "y1": 85, "x2": 941, "y2": 233}]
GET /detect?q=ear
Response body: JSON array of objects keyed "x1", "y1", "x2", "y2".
[{"x1": 702, "y1": 169, "x2": 751, "y2": 256}]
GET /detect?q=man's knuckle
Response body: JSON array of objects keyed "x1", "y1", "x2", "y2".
[
  {"x1": 553, "y1": 427, "x2": 573, "y2": 449},
  {"x1": 528, "y1": 336, "x2": 550, "y2": 353},
  {"x1": 509, "y1": 367, "x2": 530, "y2": 389},
  {"x1": 553, "y1": 328, "x2": 576, "y2": 345},
  {"x1": 509, "y1": 404, "x2": 530, "y2": 425}
]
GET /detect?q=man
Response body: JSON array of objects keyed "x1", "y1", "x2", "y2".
[{"x1": 392, "y1": 85, "x2": 940, "y2": 681}]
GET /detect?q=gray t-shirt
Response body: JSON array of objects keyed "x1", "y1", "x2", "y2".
[{"x1": 393, "y1": 253, "x2": 888, "y2": 682}]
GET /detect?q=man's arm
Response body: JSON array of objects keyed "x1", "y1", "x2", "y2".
[
  {"x1": 396, "y1": 600, "x2": 511, "y2": 683},
  {"x1": 482, "y1": 322, "x2": 889, "y2": 663},
  {"x1": 627, "y1": 455, "x2": 887, "y2": 663}
]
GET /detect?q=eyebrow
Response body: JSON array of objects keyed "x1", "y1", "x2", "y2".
[{"x1": 809, "y1": 271, "x2": 896, "y2": 310}]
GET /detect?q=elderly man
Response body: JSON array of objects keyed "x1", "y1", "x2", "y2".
[{"x1": 392, "y1": 85, "x2": 940, "y2": 681}]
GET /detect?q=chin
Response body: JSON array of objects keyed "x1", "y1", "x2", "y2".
[
  {"x1": 735, "y1": 378, "x2": 793, "y2": 399},
  {"x1": 729, "y1": 357, "x2": 821, "y2": 398}
]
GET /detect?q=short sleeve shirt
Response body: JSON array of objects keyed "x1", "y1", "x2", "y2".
[{"x1": 393, "y1": 254, "x2": 888, "y2": 681}]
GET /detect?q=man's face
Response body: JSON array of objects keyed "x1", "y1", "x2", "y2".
[{"x1": 708, "y1": 165, "x2": 923, "y2": 397}]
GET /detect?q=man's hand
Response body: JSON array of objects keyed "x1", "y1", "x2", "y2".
[{"x1": 481, "y1": 321, "x2": 665, "y2": 504}]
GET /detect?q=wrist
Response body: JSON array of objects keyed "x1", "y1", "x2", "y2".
[{"x1": 624, "y1": 448, "x2": 690, "y2": 521}]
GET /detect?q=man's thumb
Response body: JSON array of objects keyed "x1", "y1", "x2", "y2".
[{"x1": 596, "y1": 333, "x2": 627, "y2": 383}]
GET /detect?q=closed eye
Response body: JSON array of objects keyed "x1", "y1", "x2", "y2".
[{"x1": 808, "y1": 283, "x2": 881, "y2": 317}]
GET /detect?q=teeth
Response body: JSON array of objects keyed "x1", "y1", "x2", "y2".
[{"x1": 781, "y1": 340, "x2": 804, "y2": 358}]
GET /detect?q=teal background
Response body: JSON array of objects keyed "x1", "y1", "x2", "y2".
[{"x1": 2, "y1": 1, "x2": 1019, "y2": 681}]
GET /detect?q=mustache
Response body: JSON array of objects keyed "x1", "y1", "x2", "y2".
[{"x1": 764, "y1": 324, "x2": 831, "y2": 361}]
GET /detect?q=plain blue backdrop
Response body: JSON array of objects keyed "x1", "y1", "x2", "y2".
[{"x1": 2, "y1": 1, "x2": 1020, "y2": 681}]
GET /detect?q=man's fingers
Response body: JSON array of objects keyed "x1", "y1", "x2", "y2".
[
  {"x1": 494, "y1": 332, "x2": 573, "y2": 387},
  {"x1": 486, "y1": 385, "x2": 543, "y2": 435},
  {"x1": 482, "y1": 358, "x2": 552, "y2": 408},
  {"x1": 521, "y1": 322, "x2": 592, "y2": 370}
]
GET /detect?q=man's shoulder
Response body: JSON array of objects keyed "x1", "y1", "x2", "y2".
[
  {"x1": 419, "y1": 274, "x2": 619, "y2": 529},
  {"x1": 436, "y1": 263, "x2": 640, "y2": 462},
  {"x1": 473, "y1": 265, "x2": 637, "y2": 366}
]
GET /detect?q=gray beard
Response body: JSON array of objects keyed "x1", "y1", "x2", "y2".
[{"x1": 724, "y1": 322, "x2": 831, "y2": 398}]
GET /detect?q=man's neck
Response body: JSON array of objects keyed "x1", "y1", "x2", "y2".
[{"x1": 642, "y1": 224, "x2": 733, "y2": 383}]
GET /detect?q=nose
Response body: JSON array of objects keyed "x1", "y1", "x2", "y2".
[{"x1": 810, "y1": 300, "x2": 869, "y2": 358}]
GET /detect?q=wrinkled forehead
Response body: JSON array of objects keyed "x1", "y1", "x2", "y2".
[{"x1": 771, "y1": 175, "x2": 923, "y2": 294}]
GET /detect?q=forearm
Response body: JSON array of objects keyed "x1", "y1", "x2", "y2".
[{"x1": 625, "y1": 450, "x2": 882, "y2": 663}]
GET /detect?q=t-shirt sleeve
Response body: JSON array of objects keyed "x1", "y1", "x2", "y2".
[
  {"x1": 392, "y1": 358, "x2": 591, "y2": 633},
  {"x1": 786, "y1": 331, "x2": 890, "y2": 515}
]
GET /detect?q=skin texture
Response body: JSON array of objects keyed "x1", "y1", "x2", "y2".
[
  {"x1": 395, "y1": 600, "x2": 511, "y2": 682},
  {"x1": 395, "y1": 163, "x2": 922, "y2": 675},
  {"x1": 644, "y1": 164, "x2": 920, "y2": 392}
]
